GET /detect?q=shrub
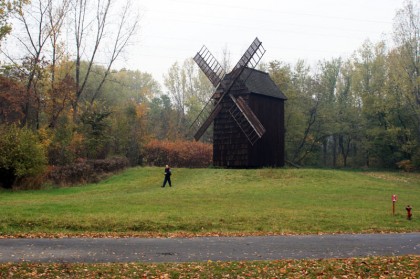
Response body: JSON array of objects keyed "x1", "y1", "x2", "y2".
[
  {"x1": 396, "y1": 160, "x2": 417, "y2": 172},
  {"x1": 48, "y1": 160, "x2": 95, "y2": 186},
  {"x1": 0, "y1": 124, "x2": 47, "y2": 188},
  {"x1": 90, "y1": 156, "x2": 130, "y2": 173},
  {"x1": 144, "y1": 140, "x2": 212, "y2": 168},
  {"x1": 48, "y1": 156, "x2": 129, "y2": 186}
]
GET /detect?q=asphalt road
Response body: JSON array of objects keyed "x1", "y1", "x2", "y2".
[{"x1": 0, "y1": 233, "x2": 419, "y2": 263}]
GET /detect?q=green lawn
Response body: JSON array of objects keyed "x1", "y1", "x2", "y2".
[{"x1": 0, "y1": 167, "x2": 419, "y2": 236}]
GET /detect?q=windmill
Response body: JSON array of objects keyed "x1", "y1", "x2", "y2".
[{"x1": 191, "y1": 37, "x2": 286, "y2": 167}]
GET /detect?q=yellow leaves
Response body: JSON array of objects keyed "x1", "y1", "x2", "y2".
[
  {"x1": 135, "y1": 103, "x2": 147, "y2": 118},
  {"x1": 37, "y1": 127, "x2": 52, "y2": 150}
]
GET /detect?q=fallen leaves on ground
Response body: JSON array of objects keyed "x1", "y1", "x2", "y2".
[
  {"x1": 0, "y1": 256, "x2": 418, "y2": 278},
  {"x1": 0, "y1": 231, "x2": 298, "y2": 239},
  {"x1": 0, "y1": 230, "x2": 403, "y2": 239}
]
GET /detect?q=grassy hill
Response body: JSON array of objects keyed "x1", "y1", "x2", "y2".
[{"x1": 0, "y1": 167, "x2": 419, "y2": 236}]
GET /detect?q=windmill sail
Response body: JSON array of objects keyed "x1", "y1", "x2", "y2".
[
  {"x1": 193, "y1": 45, "x2": 226, "y2": 87},
  {"x1": 191, "y1": 37, "x2": 266, "y2": 142},
  {"x1": 229, "y1": 94, "x2": 266, "y2": 145},
  {"x1": 225, "y1": 37, "x2": 267, "y2": 144},
  {"x1": 230, "y1": 37, "x2": 265, "y2": 82},
  {"x1": 190, "y1": 46, "x2": 226, "y2": 140},
  {"x1": 192, "y1": 103, "x2": 222, "y2": 141}
]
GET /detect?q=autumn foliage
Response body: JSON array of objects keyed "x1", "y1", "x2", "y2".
[
  {"x1": 0, "y1": 256, "x2": 418, "y2": 278},
  {"x1": 396, "y1": 159, "x2": 417, "y2": 172},
  {"x1": 0, "y1": 76, "x2": 26, "y2": 124},
  {"x1": 144, "y1": 139, "x2": 212, "y2": 168}
]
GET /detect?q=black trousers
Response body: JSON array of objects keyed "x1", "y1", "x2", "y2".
[{"x1": 162, "y1": 176, "x2": 171, "y2": 187}]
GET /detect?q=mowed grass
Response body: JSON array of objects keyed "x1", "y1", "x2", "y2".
[{"x1": 0, "y1": 167, "x2": 419, "y2": 235}]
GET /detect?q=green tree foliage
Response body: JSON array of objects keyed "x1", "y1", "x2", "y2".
[
  {"x1": 108, "y1": 100, "x2": 149, "y2": 165},
  {"x1": 0, "y1": 124, "x2": 47, "y2": 188},
  {"x1": 316, "y1": 58, "x2": 342, "y2": 167},
  {"x1": 164, "y1": 59, "x2": 213, "y2": 140},
  {"x1": 269, "y1": 60, "x2": 322, "y2": 165},
  {"x1": 390, "y1": 0, "x2": 420, "y2": 165},
  {"x1": 147, "y1": 94, "x2": 178, "y2": 140},
  {"x1": 268, "y1": 23, "x2": 419, "y2": 169},
  {"x1": 79, "y1": 101, "x2": 113, "y2": 160},
  {"x1": 103, "y1": 69, "x2": 161, "y2": 106}
]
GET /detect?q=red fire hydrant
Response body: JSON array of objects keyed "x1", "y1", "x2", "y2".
[{"x1": 405, "y1": 205, "x2": 412, "y2": 220}]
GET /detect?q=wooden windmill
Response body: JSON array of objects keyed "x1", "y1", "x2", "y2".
[{"x1": 191, "y1": 37, "x2": 287, "y2": 167}]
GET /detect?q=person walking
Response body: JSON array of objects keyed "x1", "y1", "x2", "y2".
[{"x1": 162, "y1": 165, "x2": 172, "y2": 187}]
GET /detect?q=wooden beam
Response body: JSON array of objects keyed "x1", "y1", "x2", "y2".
[{"x1": 193, "y1": 104, "x2": 222, "y2": 141}]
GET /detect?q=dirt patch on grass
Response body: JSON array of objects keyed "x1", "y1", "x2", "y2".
[{"x1": 362, "y1": 172, "x2": 420, "y2": 183}]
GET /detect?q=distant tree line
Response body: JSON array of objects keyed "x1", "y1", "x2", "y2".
[
  {"x1": 271, "y1": 1, "x2": 419, "y2": 169},
  {"x1": 0, "y1": 0, "x2": 418, "y2": 188}
]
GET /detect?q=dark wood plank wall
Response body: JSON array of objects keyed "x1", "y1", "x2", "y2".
[
  {"x1": 213, "y1": 94, "x2": 250, "y2": 167},
  {"x1": 248, "y1": 94, "x2": 285, "y2": 167},
  {"x1": 213, "y1": 79, "x2": 285, "y2": 168}
]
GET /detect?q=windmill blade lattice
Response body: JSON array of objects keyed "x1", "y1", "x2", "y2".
[
  {"x1": 193, "y1": 45, "x2": 226, "y2": 87},
  {"x1": 230, "y1": 37, "x2": 266, "y2": 82},
  {"x1": 189, "y1": 45, "x2": 226, "y2": 140},
  {"x1": 228, "y1": 94, "x2": 266, "y2": 145},
  {"x1": 215, "y1": 37, "x2": 266, "y2": 104},
  {"x1": 190, "y1": 37, "x2": 266, "y2": 142}
]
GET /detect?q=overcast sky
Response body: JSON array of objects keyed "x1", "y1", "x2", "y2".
[{"x1": 117, "y1": 0, "x2": 405, "y2": 84}]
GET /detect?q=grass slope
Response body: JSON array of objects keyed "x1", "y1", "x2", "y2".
[{"x1": 0, "y1": 168, "x2": 419, "y2": 235}]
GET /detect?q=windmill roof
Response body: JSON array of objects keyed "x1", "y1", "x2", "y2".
[{"x1": 242, "y1": 68, "x2": 287, "y2": 100}]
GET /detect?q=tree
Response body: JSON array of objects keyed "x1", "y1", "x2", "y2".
[
  {"x1": 0, "y1": 0, "x2": 29, "y2": 45},
  {"x1": 79, "y1": 101, "x2": 112, "y2": 159},
  {"x1": 393, "y1": 0, "x2": 420, "y2": 106},
  {"x1": 315, "y1": 58, "x2": 342, "y2": 167},
  {"x1": 391, "y1": 0, "x2": 420, "y2": 164},
  {"x1": 147, "y1": 94, "x2": 177, "y2": 140},
  {"x1": 164, "y1": 61, "x2": 187, "y2": 131},
  {"x1": 287, "y1": 60, "x2": 324, "y2": 165},
  {"x1": 103, "y1": 69, "x2": 160, "y2": 107},
  {"x1": 12, "y1": 0, "x2": 52, "y2": 128},
  {"x1": 46, "y1": 0, "x2": 72, "y2": 128},
  {"x1": 0, "y1": 75, "x2": 26, "y2": 124},
  {"x1": 0, "y1": 124, "x2": 47, "y2": 188},
  {"x1": 72, "y1": 0, "x2": 139, "y2": 121},
  {"x1": 335, "y1": 60, "x2": 361, "y2": 167},
  {"x1": 109, "y1": 99, "x2": 148, "y2": 165},
  {"x1": 164, "y1": 59, "x2": 213, "y2": 140},
  {"x1": 4, "y1": 0, "x2": 71, "y2": 129},
  {"x1": 350, "y1": 41, "x2": 386, "y2": 166}
]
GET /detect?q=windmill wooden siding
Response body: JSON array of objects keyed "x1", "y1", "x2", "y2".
[{"x1": 213, "y1": 68, "x2": 286, "y2": 168}]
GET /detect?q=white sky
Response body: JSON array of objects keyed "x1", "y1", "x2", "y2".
[{"x1": 115, "y1": 0, "x2": 406, "y2": 85}]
